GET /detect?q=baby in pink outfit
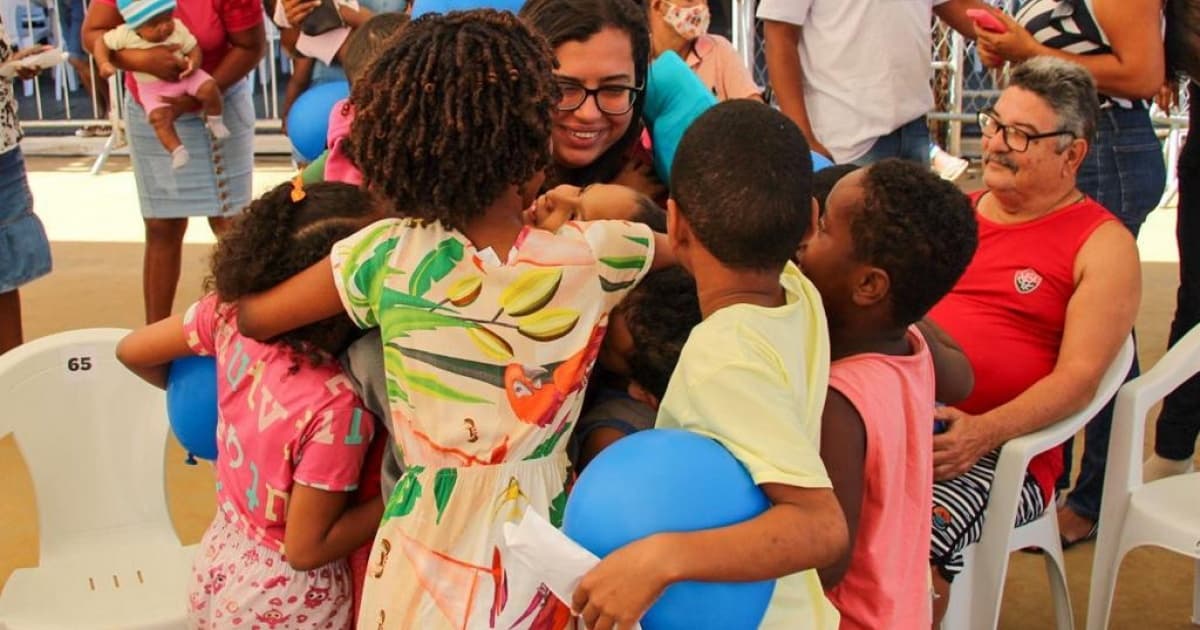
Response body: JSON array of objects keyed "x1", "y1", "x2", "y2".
[{"x1": 94, "y1": 0, "x2": 229, "y2": 169}]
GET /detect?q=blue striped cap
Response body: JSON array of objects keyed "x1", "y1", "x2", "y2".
[{"x1": 117, "y1": 0, "x2": 176, "y2": 29}]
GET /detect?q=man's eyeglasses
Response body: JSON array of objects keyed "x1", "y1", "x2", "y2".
[
  {"x1": 555, "y1": 80, "x2": 642, "y2": 115},
  {"x1": 978, "y1": 109, "x2": 1075, "y2": 153}
]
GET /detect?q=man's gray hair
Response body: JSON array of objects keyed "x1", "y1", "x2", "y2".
[{"x1": 1008, "y1": 56, "x2": 1100, "y2": 149}]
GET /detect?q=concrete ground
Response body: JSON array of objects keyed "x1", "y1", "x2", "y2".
[{"x1": 0, "y1": 154, "x2": 1197, "y2": 629}]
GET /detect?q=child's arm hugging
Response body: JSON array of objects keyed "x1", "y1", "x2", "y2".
[
  {"x1": 285, "y1": 468, "x2": 384, "y2": 570},
  {"x1": 572, "y1": 360, "x2": 849, "y2": 629},
  {"x1": 529, "y1": 184, "x2": 677, "y2": 271},
  {"x1": 237, "y1": 256, "x2": 347, "y2": 341},
  {"x1": 115, "y1": 313, "x2": 195, "y2": 388},
  {"x1": 916, "y1": 317, "x2": 975, "y2": 404},
  {"x1": 573, "y1": 482, "x2": 848, "y2": 629}
]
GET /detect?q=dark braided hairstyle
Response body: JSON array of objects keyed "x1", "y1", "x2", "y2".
[
  {"x1": 209, "y1": 180, "x2": 385, "y2": 370},
  {"x1": 520, "y1": 0, "x2": 650, "y2": 188},
  {"x1": 349, "y1": 10, "x2": 557, "y2": 231}
]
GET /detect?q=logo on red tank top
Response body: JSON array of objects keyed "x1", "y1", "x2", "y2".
[{"x1": 1014, "y1": 268, "x2": 1043, "y2": 294}]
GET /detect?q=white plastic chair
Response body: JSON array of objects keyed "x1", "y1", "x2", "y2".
[
  {"x1": 0, "y1": 329, "x2": 196, "y2": 629},
  {"x1": 943, "y1": 336, "x2": 1136, "y2": 630},
  {"x1": 1086, "y1": 324, "x2": 1200, "y2": 630}
]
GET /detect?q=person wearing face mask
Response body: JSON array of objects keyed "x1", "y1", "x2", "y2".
[{"x1": 644, "y1": 0, "x2": 761, "y2": 101}]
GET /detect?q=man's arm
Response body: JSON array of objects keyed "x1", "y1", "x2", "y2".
[
  {"x1": 761, "y1": 20, "x2": 830, "y2": 159},
  {"x1": 933, "y1": 221, "x2": 1139, "y2": 479}
]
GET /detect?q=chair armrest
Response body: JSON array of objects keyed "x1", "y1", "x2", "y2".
[
  {"x1": 966, "y1": 335, "x2": 1134, "y2": 612},
  {"x1": 992, "y1": 335, "x2": 1135, "y2": 497}
]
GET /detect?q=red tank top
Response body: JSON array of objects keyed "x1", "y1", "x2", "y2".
[{"x1": 927, "y1": 191, "x2": 1115, "y2": 502}]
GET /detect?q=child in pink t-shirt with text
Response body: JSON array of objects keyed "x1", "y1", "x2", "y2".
[
  {"x1": 117, "y1": 179, "x2": 389, "y2": 629},
  {"x1": 799, "y1": 160, "x2": 978, "y2": 629}
]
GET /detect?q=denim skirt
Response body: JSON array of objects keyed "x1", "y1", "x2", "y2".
[
  {"x1": 0, "y1": 146, "x2": 52, "y2": 293},
  {"x1": 125, "y1": 78, "x2": 255, "y2": 219}
]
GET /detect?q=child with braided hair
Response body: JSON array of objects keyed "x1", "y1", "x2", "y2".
[
  {"x1": 236, "y1": 10, "x2": 672, "y2": 628},
  {"x1": 116, "y1": 179, "x2": 390, "y2": 628}
]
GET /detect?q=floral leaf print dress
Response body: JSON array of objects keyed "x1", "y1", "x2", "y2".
[{"x1": 330, "y1": 218, "x2": 654, "y2": 630}]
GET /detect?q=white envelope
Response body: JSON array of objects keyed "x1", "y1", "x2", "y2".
[{"x1": 502, "y1": 510, "x2": 644, "y2": 630}]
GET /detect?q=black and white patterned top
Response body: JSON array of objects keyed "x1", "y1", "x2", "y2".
[
  {"x1": 0, "y1": 16, "x2": 22, "y2": 153},
  {"x1": 1015, "y1": 0, "x2": 1148, "y2": 109}
]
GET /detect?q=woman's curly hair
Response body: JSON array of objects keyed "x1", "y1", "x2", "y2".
[
  {"x1": 208, "y1": 180, "x2": 384, "y2": 370},
  {"x1": 349, "y1": 9, "x2": 558, "y2": 231}
]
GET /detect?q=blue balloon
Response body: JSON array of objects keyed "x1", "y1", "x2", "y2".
[
  {"x1": 286, "y1": 80, "x2": 350, "y2": 162},
  {"x1": 811, "y1": 150, "x2": 834, "y2": 172},
  {"x1": 410, "y1": 0, "x2": 525, "y2": 17},
  {"x1": 563, "y1": 429, "x2": 774, "y2": 629},
  {"x1": 166, "y1": 356, "x2": 219, "y2": 462}
]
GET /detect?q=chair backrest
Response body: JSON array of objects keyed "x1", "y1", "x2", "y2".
[
  {"x1": 0, "y1": 329, "x2": 178, "y2": 562},
  {"x1": 1110, "y1": 323, "x2": 1200, "y2": 497}
]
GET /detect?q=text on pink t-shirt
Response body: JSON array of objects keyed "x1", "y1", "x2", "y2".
[{"x1": 183, "y1": 293, "x2": 375, "y2": 554}]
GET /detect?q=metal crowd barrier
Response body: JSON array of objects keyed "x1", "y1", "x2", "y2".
[{"x1": 12, "y1": 0, "x2": 1190, "y2": 181}]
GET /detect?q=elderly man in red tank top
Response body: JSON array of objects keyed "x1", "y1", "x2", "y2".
[{"x1": 923, "y1": 56, "x2": 1140, "y2": 625}]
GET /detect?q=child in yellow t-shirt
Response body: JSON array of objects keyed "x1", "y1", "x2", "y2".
[{"x1": 570, "y1": 99, "x2": 847, "y2": 629}]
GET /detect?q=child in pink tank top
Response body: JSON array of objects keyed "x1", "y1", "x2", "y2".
[
  {"x1": 117, "y1": 179, "x2": 391, "y2": 628},
  {"x1": 798, "y1": 160, "x2": 978, "y2": 629}
]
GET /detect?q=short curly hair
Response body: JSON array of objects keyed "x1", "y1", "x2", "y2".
[
  {"x1": 209, "y1": 180, "x2": 384, "y2": 369},
  {"x1": 620, "y1": 267, "x2": 700, "y2": 400},
  {"x1": 852, "y1": 159, "x2": 978, "y2": 326},
  {"x1": 672, "y1": 99, "x2": 814, "y2": 271},
  {"x1": 349, "y1": 10, "x2": 558, "y2": 230}
]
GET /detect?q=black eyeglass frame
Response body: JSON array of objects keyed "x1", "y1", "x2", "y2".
[
  {"x1": 554, "y1": 80, "x2": 645, "y2": 116},
  {"x1": 978, "y1": 109, "x2": 1076, "y2": 153}
]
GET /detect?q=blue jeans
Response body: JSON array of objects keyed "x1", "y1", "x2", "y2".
[
  {"x1": 853, "y1": 116, "x2": 932, "y2": 167},
  {"x1": 1060, "y1": 106, "x2": 1166, "y2": 521}
]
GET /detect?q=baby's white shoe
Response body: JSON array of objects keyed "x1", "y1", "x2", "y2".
[
  {"x1": 207, "y1": 115, "x2": 230, "y2": 140},
  {"x1": 171, "y1": 145, "x2": 190, "y2": 169}
]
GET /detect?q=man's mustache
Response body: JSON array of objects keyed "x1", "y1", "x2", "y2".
[{"x1": 983, "y1": 152, "x2": 1019, "y2": 172}]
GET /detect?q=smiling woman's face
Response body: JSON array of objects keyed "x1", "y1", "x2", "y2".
[{"x1": 551, "y1": 26, "x2": 638, "y2": 169}]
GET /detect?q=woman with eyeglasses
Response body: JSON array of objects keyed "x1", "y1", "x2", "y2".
[
  {"x1": 971, "y1": 0, "x2": 1166, "y2": 550},
  {"x1": 520, "y1": 0, "x2": 718, "y2": 199},
  {"x1": 520, "y1": 0, "x2": 655, "y2": 195}
]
